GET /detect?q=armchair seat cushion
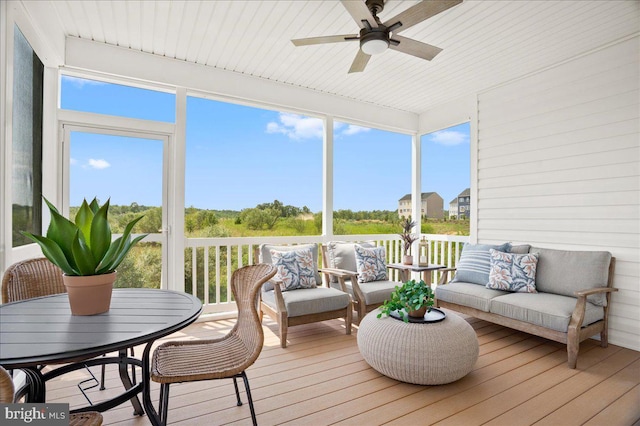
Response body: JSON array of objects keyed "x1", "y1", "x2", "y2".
[
  {"x1": 435, "y1": 282, "x2": 508, "y2": 312},
  {"x1": 262, "y1": 287, "x2": 350, "y2": 318},
  {"x1": 331, "y1": 279, "x2": 398, "y2": 305},
  {"x1": 489, "y1": 292, "x2": 604, "y2": 333}
]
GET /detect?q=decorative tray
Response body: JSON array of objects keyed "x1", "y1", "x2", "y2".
[{"x1": 389, "y1": 307, "x2": 446, "y2": 324}]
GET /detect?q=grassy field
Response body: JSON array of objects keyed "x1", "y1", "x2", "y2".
[{"x1": 188, "y1": 217, "x2": 470, "y2": 238}]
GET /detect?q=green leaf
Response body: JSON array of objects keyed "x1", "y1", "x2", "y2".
[
  {"x1": 71, "y1": 230, "x2": 97, "y2": 275},
  {"x1": 88, "y1": 197, "x2": 101, "y2": 215},
  {"x1": 96, "y1": 235, "x2": 123, "y2": 273},
  {"x1": 74, "y1": 199, "x2": 94, "y2": 244},
  {"x1": 21, "y1": 232, "x2": 78, "y2": 275},
  {"x1": 97, "y1": 234, "x2": 146, "y2": 274},
  {"x1": 43, "y1": 197, "x2": 61, "y2": 215},
  {"x1": 43, "y1": 200, "x2": 79, "y2": 272},
  {"x1": 90, "y1": 199, "x2": 111, "y2": 263}
]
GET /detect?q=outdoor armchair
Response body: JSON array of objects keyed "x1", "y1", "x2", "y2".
[
  {"x1": 256, "y1": 243, "x2": 352, "y2": 348},
  {"x1": 320, "y1": 242, "x2": 400, "y2": 324}
]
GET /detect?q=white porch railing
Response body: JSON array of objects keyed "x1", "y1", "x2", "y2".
[{"x1": 185, "y1": 234, "x2": 469, "y2": 315}]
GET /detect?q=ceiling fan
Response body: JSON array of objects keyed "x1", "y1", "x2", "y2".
[{"x1": 291, "y1": 0, "x2": 462, "y2": 73}]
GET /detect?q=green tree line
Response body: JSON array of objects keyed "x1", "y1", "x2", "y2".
[{"x1": 68, "y1": 200, "x2": 468, "y2": 300}]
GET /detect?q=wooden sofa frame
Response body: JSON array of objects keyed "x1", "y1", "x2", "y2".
[{"x1": 436, "y1": 258, "x2": 617, "y2": 368}]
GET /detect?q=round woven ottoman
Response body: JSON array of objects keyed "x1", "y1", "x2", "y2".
[{"x1": 357, "y1": 308, "x2": 479, "y2": 385}]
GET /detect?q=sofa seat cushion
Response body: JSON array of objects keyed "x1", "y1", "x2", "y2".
[
  {"x1": 330, "y1": 279, "x2": 397, "y2": 305},
  {"x1": 530, "y1": 247, "x2": 611, "y2": 306},
  {"x1": 435, "y1": 282, "x2": 508, "y2": 312},
  {"x1": 262, "y1": 287, "x2": 350, "y2": 318},
  {"x1": 489, "y1": 292, "x2": 604, "y2": 333}
]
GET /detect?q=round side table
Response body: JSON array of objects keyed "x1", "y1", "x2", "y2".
[{"x1": 357, "y1": 308, "x2": 479, "y2": 385}]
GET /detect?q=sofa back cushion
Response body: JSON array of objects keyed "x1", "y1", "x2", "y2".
[
  {"x1": 452, "y1": 242, "x2": 512, "y2": 285},
  {"x1": 509, "y1": 244, "x2": 531, "y2": 254},
  {"x1": 530, "y1": 247, "x2": 612, "y2": 306},
  {"x1": 325, "y1": 241, "x2": 374, "y2": 283}
]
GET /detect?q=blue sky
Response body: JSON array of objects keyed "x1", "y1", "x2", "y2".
[{"x1": 62, "y1": 76, "x2": 469, "y2": 212}]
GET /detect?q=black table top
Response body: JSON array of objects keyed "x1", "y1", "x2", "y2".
[{"x1": 0, "y1": 288, "x2": 202, "y2": 368}]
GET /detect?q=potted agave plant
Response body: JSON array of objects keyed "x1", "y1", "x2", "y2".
[
  {"x1": 22, "y1": 197, "x2": 146, "y2": 315},
  {"x1": 377, "y1": 279, "x2": 435, "y2": 322}
]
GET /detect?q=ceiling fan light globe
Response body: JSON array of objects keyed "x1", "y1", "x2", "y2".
[{"x1": 361, "y1": 39, "x2": 388, "y2": 55}]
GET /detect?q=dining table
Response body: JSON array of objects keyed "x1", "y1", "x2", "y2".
[{"x1": 0, "y1": 288, "x2": 202, "y2": 426}]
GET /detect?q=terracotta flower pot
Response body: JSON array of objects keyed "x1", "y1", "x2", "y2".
[
  {"x1": 407, "y1": 306, "x2": 427, "y2": 318},
  {"x1": 62, "y1": 272, "x2": 117, "y2": 315},
  {"x1": 402, "y1": 255, "x2": 413, "y2": 265}
]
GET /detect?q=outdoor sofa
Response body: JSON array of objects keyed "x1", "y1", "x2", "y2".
[{"x1": 435, "y1": 244, "x2": 616, "y2": 368}]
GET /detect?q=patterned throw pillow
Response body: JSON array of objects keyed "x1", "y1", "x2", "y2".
[
  {"x1": 487, "y1": 249, "x2": 539, "y2": 293},
  {"x1": 270, "y1": 248, "x2": 317, "y2": 291},
  {"x1": 354, "y1": 245, "x2": 387, "y2": 283},
  {"x1": 451, "y1": 242, "x2": 512, "y2": 285}
]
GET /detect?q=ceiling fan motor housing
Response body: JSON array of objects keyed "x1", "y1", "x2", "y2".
[
  {"x1": 365, "y1": 0, "x2": 385, "y2": 16},
  {"x1": 359, "y1": 26, "x2": 390, "y2": 52}
]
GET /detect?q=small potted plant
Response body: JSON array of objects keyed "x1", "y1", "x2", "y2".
[
  {"x1": 377, "y1": 279, "x2": 434, "y2": 322},
  {"x1": 399, "y1": 217, "x2": 418, "y2": 265},
  {"x1": 22, "y1": 197, "x2": 146, "y2": 315}
]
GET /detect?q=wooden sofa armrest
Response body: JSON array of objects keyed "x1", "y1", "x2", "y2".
[
  {"x1": 574, "y1": 287, "x2": 618, "y2": 297},
  {"x1": 270, "y1": 278, "x2": 287, "y2": 314},
  {"x1": 568, "y1": 286, "x2": 619, "y2": 359},
  {"x1": 318, "y1": 267, "x2": 357, "y2": 293},
  {"x1": 318, "y1": 267, "x2": 357, "y2": 278},
  {"x1": 437, "y1": 268, "x2": 457, "y2": 285}
]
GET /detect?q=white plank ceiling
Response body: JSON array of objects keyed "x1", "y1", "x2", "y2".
[{"x1": 26, "y1": 0, "x2": 640, "y2": 114}]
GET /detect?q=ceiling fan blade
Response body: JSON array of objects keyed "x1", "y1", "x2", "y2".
[
  {"x1": 348, "y1": 49, "x2": 371, "y2": 73},
  {"x1": 389, "y1": 35, "x2": 442, "y2": 61},
  {"x1": 384, "y1": 0, "x2": 462, "y2": 34},
  {"x1": 341, "y1": 0, "x2": 378, "y2": 29},
  {"x1": 292, "y1": 34, "x2": 359, "y2": 46}
]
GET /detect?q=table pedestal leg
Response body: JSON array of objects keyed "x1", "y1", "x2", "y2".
[
  {"x1": 118, "y1": 349, "x2": 144, "y2": 415},
  {"x1": 422, "y1": 271, "x2": 433, "y2": 289}
]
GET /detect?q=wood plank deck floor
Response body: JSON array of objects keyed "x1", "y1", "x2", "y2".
[{"x1": 45, "y1": 312, "x2": 640, "y2": 425}]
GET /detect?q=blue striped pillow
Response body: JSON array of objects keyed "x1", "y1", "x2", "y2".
[{"x1": 451, "y1": 242, "x2": 512, "y2": 285}]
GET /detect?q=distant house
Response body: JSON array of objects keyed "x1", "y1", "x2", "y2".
[
  {"x1": 455, "y1": 188, "x2": 471, "y2": 219},
  {"x1": 449, "y1": 197, "x2": 458, "y2": 219},
  {"x1": 398, "y1": 192, "x2": 443, "y2": 219}
]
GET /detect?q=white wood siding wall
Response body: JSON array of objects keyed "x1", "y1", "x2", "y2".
[{"x1": 476, "y1": 36, "x2": 640, "y2": 351}]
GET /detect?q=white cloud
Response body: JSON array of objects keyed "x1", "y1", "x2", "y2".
[
  {"x1": 70, "y1": 158, "x2": 77, "y2": 165},
  {"x1": 87, "y1": 159, "x2": 110, "y2": 169},
  {"x1": 429, "y1": 130, "x2": 468, "y2": 146},
  {"x1": 265, "y1": 113, "x2": 372, "y2": 140},
  {"x1": 266, "y1": 113, "x2": 323, "y2": 140},
  {"x1": 341, "y1": 124, "x2": 370, "y2": 136},
  {"x1": 62, "y1": 75, "x2": 107, "y2": 88}
]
